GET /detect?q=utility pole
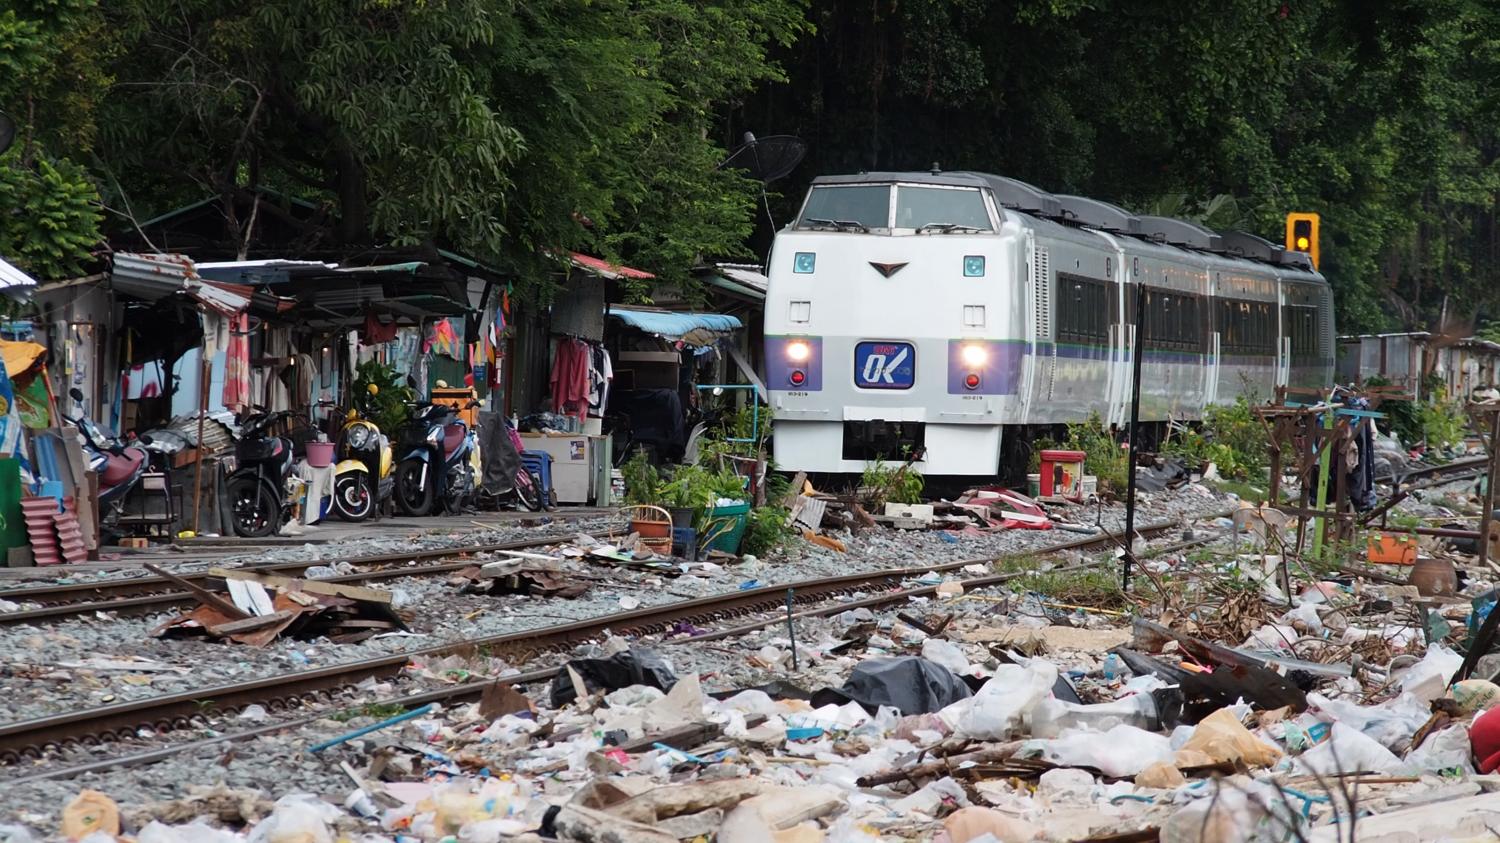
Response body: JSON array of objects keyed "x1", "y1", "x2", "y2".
[{"x1": 1122, "y1": 281, "x2": 1147, "y2": 591}]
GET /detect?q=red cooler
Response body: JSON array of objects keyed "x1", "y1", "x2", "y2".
[{"x1": 1039, "y1": 449, "x2": 1086, "y2": 502}]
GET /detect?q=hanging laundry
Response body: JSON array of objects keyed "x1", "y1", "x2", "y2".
[
  {"x1": 550, "y1": 337, "x2": 591, "y2": 420},
  {"x1": 222, "y1": 312, "x2": 251, "y2": 411},
  {"x1": 587, "y1": 345, "x2": 614, "y2": 418},
  {"x1": 123, "y1": 362, "x2": 165, "y2": 400},
  {"x1": 426, "y1": 317, "x2": 465, "y2": 360},
  {"x1": 362, "y1": 309, "x2": 399, "y2": 345}
]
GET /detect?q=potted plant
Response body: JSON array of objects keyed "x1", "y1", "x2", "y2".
[
  {"x1": 702, "y1": 466, "x2": 752, "y2": 554},
  {"x1": 661, "y1": 464, "x2": 714, "y2": 529}
]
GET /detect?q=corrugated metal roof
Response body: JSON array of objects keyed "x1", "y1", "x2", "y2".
[
  {"x1": 608, "y1": 308, "x2": 742, "y2": 345},
  {"x1": 0, "y1": 256, "x2": 39, "y2": 300},
  {"x1": 714, "y1": 263, "x2": 768, "y2": 292},
  {"x1": 571, "y1": 252, "x2": 655, "y2": 280},
  {"x1": 111, "y1": 252, "x2": 252, "y2": 315}
]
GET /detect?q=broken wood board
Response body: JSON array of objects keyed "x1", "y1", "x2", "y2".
[
  {"x1": 145, "y1": 563, "x2": 250, "y2": 620},
  {"x1": 206, "y1": 609, "x2": 299, "y2": 637},
  {"x1": 963, "y1": 625, "x2": 1132, "y2": 652},
  {"x1": 210, "y1": 568, "x2": 393, "y2": 604}
]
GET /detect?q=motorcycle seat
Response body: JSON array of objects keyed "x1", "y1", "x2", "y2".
[
  {"x1": 443, "y1": 423, "x2": 467, "y2": 458},
  {"x1": 101, "y1": 449, "x2": 145, "y2": 486}
]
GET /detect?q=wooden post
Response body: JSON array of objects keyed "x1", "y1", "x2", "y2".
[
  {"x1": 192, "y1": 355, "x2": 211, "y2": 535},
  {"x1": 1480, "y1": 407, "x2": 1500, "y2": 571}
]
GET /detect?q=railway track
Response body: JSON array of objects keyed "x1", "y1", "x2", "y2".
[
  {"x1": 0, "y1": 512, "x2": 1219, "y2": 764},
  {"x1": 0, "y1": 531, "x2": 619, "y2": 626}
]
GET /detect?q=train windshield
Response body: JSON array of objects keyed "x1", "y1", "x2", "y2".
[
  {"x1": 894, "y1": 186, "x2": 992, "y2": 232},
  {"x1": 796, "y1": 185, "x2": 891, "y2": 230}
]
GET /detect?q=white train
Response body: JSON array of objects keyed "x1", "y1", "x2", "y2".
[{"x1": 763, "y1": 170, "x2": 1334, "y2": 476}]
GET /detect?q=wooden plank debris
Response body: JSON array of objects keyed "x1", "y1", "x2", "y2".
[{"x1": 210, "y1": 567, "x2": 393, "y2": 604}]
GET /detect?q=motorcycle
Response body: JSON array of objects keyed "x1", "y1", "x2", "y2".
[
  {"x1": 66, "y1": 388, "x2": 160, "y2": 532},
  {"x1": 477, "y1": 414, "x2": 545, "y2": 512},
  {"x1": 393, "y1": 399, "x2": 481, "y2": 516},
  {"x1": 227, "y1": 408, "x2": 298, "y2": 537},
  {"x1": 330, "y1": 385, "x2": 394, "y2": 522}
]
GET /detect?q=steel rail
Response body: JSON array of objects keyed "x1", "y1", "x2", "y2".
[
  {"x1": 0, "y1": 531, "x2": 620, "y2": 623},
  {"x1": 0, "y1": 511, "x2": 1222, "y2": 763}
]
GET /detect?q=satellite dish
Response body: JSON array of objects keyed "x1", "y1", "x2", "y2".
[
  {"x1": 0, "y1": 112, "x2": 14, "y2": 156},
  {"x1": 719, "y1": 132, "x2": 807, "y2": 184}
]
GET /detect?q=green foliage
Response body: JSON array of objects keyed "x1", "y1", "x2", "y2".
[
  {"x1": 859, "y1": 460, "x2": 925, "y2": 507},
  {"x1": 659, "y1": 464, "x2": 715, "y2": 511},
  {"x1": 0, "y1": 0, "x2": 111, "y2": 278},
  {"x1": 740, "y1": 504, "x2": 790, "y2": 557},
  {"x1": 1164, "y1": 397, "x2": 1268, "y2": 481},
  {"x1": 620, "y1": 448, "x2": 662, "y2": 507},
  {"x1": 351, "y1": 359, "x2": 414, "y2": 436},
  {"x1": 91, "y1": 0, "x2": 807, "y2": 299},
  {"x1": 1419, "y1": 398, "x2": 1467, "y2": 452},
  {"x1": 1064, "y1": 414, "x2": 1127, "y2": 494}
]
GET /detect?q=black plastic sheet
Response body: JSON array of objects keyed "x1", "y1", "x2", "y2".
[
  {"x1": 550, "y1": 647, "x2": 678, "y2": 707},
  {"x1": 811, "y1": 656, "x2": 972, "y2": 715}
]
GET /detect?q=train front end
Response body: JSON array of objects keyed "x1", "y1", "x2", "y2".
[{"x1": 764, "y1": 173, "x2": 1026, "y2": 476}]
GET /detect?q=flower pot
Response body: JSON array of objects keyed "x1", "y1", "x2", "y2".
[
  {"x1": 1409, "y1": 556, "x2": 1458, "y2": 597},
  {"x1": 668, "y1": 507, "x2": 696, "y2": 529}
]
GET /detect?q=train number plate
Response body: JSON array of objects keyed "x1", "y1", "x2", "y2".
[{"x1": 854, "y1": 341, "x2": 915, "y2": 389}]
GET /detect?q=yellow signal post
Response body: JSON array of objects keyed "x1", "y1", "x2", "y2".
[{"x1": 1285, "y1": 212, "x2": 1320, "y2": 270}]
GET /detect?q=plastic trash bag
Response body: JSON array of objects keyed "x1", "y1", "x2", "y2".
[
  {"x1": 549, "y1": 647, "x2": 677, "y2": 707},
  {"x1": 956, "y1": 660, "x2": 1057, "y2": 739},
  {"x1": 1039, "y1": 724, "x2": 1173, "y2": 778},
  {"x1": 247, "y1": 793, "x2": 340, "y2": 843},
  {"x1": 1398, "y1": 643, "x2": 1463, "y2": 703},
  {"x1": 810, "y1": 656, "x2": 972, "y2": 716},
  {"x1": 1031, "y1": 693, "x2": 1158, "y2": 738},
  {"x1": 0, "y1": 824, "x2": 36, "y2": 843},
  {"x1": 1179, "y1": 708, "x2": 1282, "y2": 768},
  {"x1": 1406, "y1": 724, "x2": 1475, "y2": 774},
  {"x1": 921, "y1": 638, "x2": 971, "y2": 675},
  {"x1": 1294, "y1": 722, "x2": 1412, "y2": 776},
  {"x1": 1307, "y1": 691, "x2": 1429, "y2": 751},
  {"x1": 1161, "y1": 785, "x2": 1284, "y2": 843},
  {"x1": 137, "y1": 821, "x2": 243, "y2": 843}
]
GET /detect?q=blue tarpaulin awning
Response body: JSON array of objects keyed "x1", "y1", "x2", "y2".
[{"x1": 607, "y1": 308, "x2": 742, "y2": 346}]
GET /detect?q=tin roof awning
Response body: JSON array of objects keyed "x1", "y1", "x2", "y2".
[
  {"x1": 608, "y1": 307, "x2": 742, "y2": 345},
  {"x1": 0, "y1": 257, "x2": 38, "y2": 301},
  {"x1": 701, "y1": 263, "x2": 767, "y2": 302},
  {"x1": 571, "y1": 252, "x2": 655, "y2": 280},
  {"x1": 110, "y1": 252, "x2": 254, "y2": 315}
]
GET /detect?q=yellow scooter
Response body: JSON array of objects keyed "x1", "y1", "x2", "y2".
[{"x1": 332, "y1": 384, "x2": 394, "y2": 521}]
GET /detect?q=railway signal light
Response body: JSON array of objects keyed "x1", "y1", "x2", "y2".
[{"x1": 1285, "y1": 212, "x2": 1320, "y2": 270}]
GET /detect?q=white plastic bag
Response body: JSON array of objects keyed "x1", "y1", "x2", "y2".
[
  {"x1": 1040, "y1": 724, "x2": 1173, "y2": 778},
  {"x1": 137, "y1": 821, "x2": 242, "y2": 843},
  {"x1": 922, "y1": 638, "x2": 971, "y2": 675},
  {"x1": 1405, "y1": 724, "x2": 1475, "y2": 774},
  {"x1": 1294, "y1": 722, "x2": 1412, "y2": 776},
  {"x1": 1030, "y1": 693, "x2": 1156, "y2": 738},
  {"x1": 1307, "y1": 691, "x2": 1429, "y2": 751},
  {"x1": 957, "y1": 660, "x2": 1057, "y2": 739},
  {"x1": 1398, "y1": 644, "x2": 1463, "y2": 703},
  {"x1": 247, "y1": 793, "x2": 339, "y2": 843}
]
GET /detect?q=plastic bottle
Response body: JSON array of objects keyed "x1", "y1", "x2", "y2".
[{"x1": 1101, "y1": 653, "x2": 1122, "y2": 680}]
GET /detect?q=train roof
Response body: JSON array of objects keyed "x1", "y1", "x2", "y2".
[{"x1": 805, "y1": 170, "x2": 1324, "y2": 282}]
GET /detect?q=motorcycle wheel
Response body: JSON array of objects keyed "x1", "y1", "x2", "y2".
[
  {"x1": 333, "y1": 473, "x2": 374, "y2": 521},
  {"x1": 394, "y1": 458, "x2": 435, "y2": 516},
  {"x1": 516, "y1": 470, "x2": 543, "y2": 512},
  {"x1": 228, "y1": 477, "x2": 279, "y2": 538}
]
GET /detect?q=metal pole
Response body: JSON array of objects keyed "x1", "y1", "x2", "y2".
[
  {"x1": 191, "y1": 355, "x2": 211, "y2": 536},
  {"x1": 1122, "y1": 282, "x2": 1147, "y2": 591},
  {"x1": 785, "y1": 588, "x2": 798, "y2": 671}
]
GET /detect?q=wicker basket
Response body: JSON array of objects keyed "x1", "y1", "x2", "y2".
[{"x1": 625, "y1": 504, "x2": 673, "y2": 554}]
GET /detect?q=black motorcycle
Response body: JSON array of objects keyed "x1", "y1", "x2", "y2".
[
  {"x1": 393, "y1": 399, "x2": 478, "y2": 516},
  {"x1": 227, "y1": 409, "x2": 296, "y2": 537}
]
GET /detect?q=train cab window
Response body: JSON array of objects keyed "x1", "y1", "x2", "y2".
[
  {"x1": 797, "y1": 185, "x2": 892, "y2": 230},
  {"x1": 893, "y1": 186, "x2": 993, "y2": 232}
]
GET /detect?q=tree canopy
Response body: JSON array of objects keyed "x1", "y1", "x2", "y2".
[{"x1": 4, "y1": 0, "x2": 1500, "y2": 331}]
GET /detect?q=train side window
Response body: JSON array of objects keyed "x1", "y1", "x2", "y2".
[{"x1": 1057, "y1": 273, "x2": 1109, "y2": 346}]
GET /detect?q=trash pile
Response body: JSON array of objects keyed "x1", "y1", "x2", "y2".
[
  {"x1": 149, "y1": 565, "x2": 409, "y2": 647},
  {"x1": 53, "y1": 530, "x2": 1500, "y2": 843}
]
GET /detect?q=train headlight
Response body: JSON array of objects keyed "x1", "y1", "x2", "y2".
[
  {"x1": 786, "y1": 340, "x2": 811, "y2": 362},
  {"x1": 963, "y1": 255, "x2": 986, "y2": 277},
  {"x1": 961, "y1": 344, "x2": 988, "y2": 367}
]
